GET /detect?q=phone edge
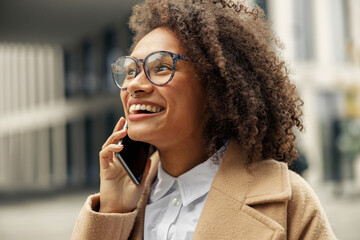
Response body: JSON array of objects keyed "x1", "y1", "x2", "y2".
[{"x1": 115, "y1": 152, "x2": 142, "y2": 185}]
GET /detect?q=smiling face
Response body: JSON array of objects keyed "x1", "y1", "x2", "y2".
[{"x1": 121, "y1": 27, "x2": 206, "y2": 150}]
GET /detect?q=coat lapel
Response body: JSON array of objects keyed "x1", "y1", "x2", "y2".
[{"x1": 193, "y1": 140, "x2": 291, "y2": 240}]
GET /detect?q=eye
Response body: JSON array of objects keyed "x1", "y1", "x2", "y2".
[
  {"x1": 126, "y1": 68, "x2": 136, "y2": 77},
  {"x1": 155, "y1": 64, "x2": 172, "y2": 73}
]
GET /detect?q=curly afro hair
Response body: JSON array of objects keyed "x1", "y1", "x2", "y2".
[{"x1": 128, "y1": 0, "x2": 304, "y2": 164}]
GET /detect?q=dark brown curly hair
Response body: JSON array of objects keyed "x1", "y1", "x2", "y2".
[{"x1": 128, "y1": 0, "x2": 303, "y2": 164}]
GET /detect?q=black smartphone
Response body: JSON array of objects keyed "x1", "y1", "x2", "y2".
[{"x1": 115, "y1": 121, "x2": 151, "y2": 185}]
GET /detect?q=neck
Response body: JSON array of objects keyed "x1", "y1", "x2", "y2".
[{"x1": 156, "y1": 136, "x2": 208, "y2": 177}]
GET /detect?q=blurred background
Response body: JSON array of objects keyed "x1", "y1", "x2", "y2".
[{"x1": 0, "y1": 0, "x2": 359, "y2": 239}]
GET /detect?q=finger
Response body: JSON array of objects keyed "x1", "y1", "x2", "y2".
[
  {"x1": 113, "y1": 117, "x2": 126, "y2": 134},
  {"x1": 99, "y1": 144, "x2": 124, "y2": 169},
  {"x1": 102, "y1": 128, "x2": 127, "y2": 150},
  {"x1": 140, "y1": 158, "x2": 152, "y2": 186}
]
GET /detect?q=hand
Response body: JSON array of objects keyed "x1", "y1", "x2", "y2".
[{"x1": 98, "y1": 117, "x2": 151, "y2": 213}]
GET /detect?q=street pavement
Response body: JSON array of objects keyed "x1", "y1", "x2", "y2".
[
  {"x1": 0, "y1": 189, "x2": 96, "y2": 240},
  {"x1": 0, "y1": 186, "x2": 359, "y2": 240}
]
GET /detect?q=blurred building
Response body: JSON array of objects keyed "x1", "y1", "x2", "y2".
[
  {"x1": 266, "y1": 0, "x2": 360, "y2": 195},
  {"x1": 0, "y1": 0, "x2": 360, "y2": 195},
  {"x1": 0, "y1": 0, "x2": 137, "y2": 192}
]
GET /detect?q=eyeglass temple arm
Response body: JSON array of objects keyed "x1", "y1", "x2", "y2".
[{"x1": 178, "y1": 54, "x2": 192, "y2": 62}]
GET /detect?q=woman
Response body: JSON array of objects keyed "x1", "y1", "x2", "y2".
[{"x1": 72, "y1": 0, "x2": 336, "y2": 239}]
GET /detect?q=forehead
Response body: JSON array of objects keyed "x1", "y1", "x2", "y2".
[{"x1": 131, "y1": 27, "x2": 184, "y2": 58}]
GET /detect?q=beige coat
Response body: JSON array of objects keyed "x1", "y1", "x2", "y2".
[{"x1": 72, "y1": 141, "x2": 336, "y2": 239}]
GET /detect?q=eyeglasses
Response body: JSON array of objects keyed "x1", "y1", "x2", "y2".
[{"x1": 111, "y1": 51, "x2": 192, "y2": 90}]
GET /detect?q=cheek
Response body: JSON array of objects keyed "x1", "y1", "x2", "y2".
[
  {"x1": 168, "y1": 84, "x2": 206, "y2": 124},
  {"x1": 120, "y1": 90, "x2": 126, "y2": 100},
  {"x1": 186, "y1": 84, "x2": 207, "y2": 125},
  {"x1": 120, "y1": 92, "x2": 128, "y2": 114}
]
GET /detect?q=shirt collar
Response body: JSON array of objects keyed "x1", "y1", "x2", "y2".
[
  {"x1": 149, "y1": 142, "x2": 228, "y2": 206},
  {"x1": 149, "y1": 163, "x2": 176, "y2": 203}
]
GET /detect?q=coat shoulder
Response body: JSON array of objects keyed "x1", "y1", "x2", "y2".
[
  {"x1": 287, "y1": 171, "x2": 336, "y2": 239},
  {"x1": 287, "y1": 170, "x2": 329, "y2": 219},
  {"x1": 288, "y1": 170, "x2": 320, "y2": 206}
]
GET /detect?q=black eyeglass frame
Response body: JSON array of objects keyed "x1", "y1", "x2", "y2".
[{"x1": 111, "y1": 50, "x2": 192, "y2": 90}]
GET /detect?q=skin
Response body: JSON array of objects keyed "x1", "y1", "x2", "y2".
[{"x1": 99, "y1": 27, "x2": 208, "y2": 213}]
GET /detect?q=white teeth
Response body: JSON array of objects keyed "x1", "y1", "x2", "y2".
[
  {"x1": 129, "y1": 105, "x2": 136, "y2": 112},
  {"x1": 129, "y1": 104, "x2": 162, "y2": 114}
]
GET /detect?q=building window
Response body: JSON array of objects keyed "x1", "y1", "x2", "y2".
[
  {"x1": 331, "y1": 0, "x2": 350, "y2": 63},
  {"x1": 103, "y1": 29, "x2": 121, "y2": 93},
  {"x1": 294, "y1": 0, "x2": 314, "y2": 61},
  {"x1": 82, "y1": 40, "x2": 99, "y2": 96},
  {"x1": 64, "y1": 50, "x2": 81, "y2": 97}
]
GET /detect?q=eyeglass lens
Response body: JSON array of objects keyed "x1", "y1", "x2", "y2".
[{"x1": 112, "y1": 52, "x2": 174, "y2": 89}]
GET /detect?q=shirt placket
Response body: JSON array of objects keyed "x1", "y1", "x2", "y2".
[{"x1": 156, "y1": 183, "x2": 182, "y2": 240}]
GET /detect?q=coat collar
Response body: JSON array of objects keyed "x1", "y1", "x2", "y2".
[
  {"x1": 193, "y1": 140, "x2": 291, "y2": 239},
  {"x1": 145, "y1": 140, "x2": 292, "y2": 205},
  {"x1": 211, "y1": 139, "x2": 292, "y2": 205}
]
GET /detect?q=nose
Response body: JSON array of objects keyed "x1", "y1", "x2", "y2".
[{"x1": 126, "y1": 67, "x2": 154, "y2": 96}]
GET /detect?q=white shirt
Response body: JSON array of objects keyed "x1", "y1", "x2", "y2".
[{"x1": 144, "y1": 144, "x2": 227, "y2": 240}]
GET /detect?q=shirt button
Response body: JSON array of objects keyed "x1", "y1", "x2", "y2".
[{"x1": 172, "y1": 197, "x2": 181, "y2": 206}]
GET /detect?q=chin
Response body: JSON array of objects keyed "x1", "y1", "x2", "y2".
[
  {"x1": 127, "y1": 127, "x2": 151, "y2": 143},
  {"x1": 127, "y1": 129, "x2": 142, "y2": 141}
]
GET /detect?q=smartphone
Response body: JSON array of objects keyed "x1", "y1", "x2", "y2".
[{"x1": 115, "y1": 120, "x2": 151, "y2": 185}]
